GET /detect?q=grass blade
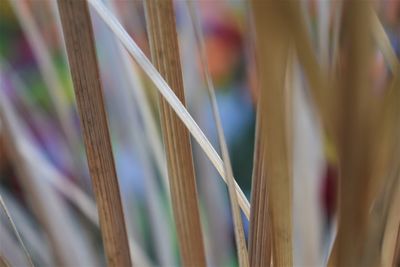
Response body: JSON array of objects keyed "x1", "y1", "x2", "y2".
[
  {"x1": 90, "y1": 3, "x2": 175, "y2": 264},
  {"x1": 370, "y1": 9, "x2": 399, "y2": 73},
  {"x1": 0, "y1": 77, "x2": 97, "y2": 267},
  {"x1": 0, "y1": 189, "x2": 52, "y2": 266},
  {"x1": 187, "y1": 3, "x2": 249, "y2": 266},
  {"x1": 87, "y1": 0, "x2": 250, "y2": 218},
  {"x1": 57, "y1": 1, "x2": 131, "y2": 266},
  {"x1": 250, "y1": 2, "x2": 293, "y2": 266},
  {"x1": 144, "y1": 0, "x2": 206, "y2": 265},
  {"x1": 103, "y1": 0, "x2": 169, "y2": 197},
  {"x1": 180, "y1": 4, "x2": 233, "y2": 265},
  {"x1": 0, "y1": 194, "x2": 33, "y2": 266},
  {"x1": 3, "y1": 60, "x2": 154, "y2": 266},
  {"x1": 9, "y1": 0, "x2": 84, "y2": 178},
  {"x1": 0, "y1": 221, "x2": 28, "y2": 267},
  {"x1": 334, "y1": 2, "x2": 384, "y2": 265}
]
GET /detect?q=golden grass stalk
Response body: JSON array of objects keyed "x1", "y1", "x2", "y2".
[
  {"x1": 330, "y1": 1, "x2": 343, "y2": 76},
  {"x1": 395, "y1": 228, "x2": 400, "y2": 265},
  {"x1": 250, "y1": 2, "x2": 293, "y2": 266},
  {"x1": 88, "y1": 0, "x2": 250, "y2": 218},
  {"x1": 105, "y1": 0, "x2": 169, "y2": 197},
  {"x1": 285, "y1": 2, "x2": 329, "y2": 125},
  {"x1": 334, "y1": 2, "x2": 383, "y2": 266},
  {"x1": 0, "y1": 194, "x2": 33, "y2": 266},
  {"x1": 57, "y1": 1, "x2": 131, "y2": 266},
  {"x1": 144, "y1": 0, "x2": 206, "y2": 265},
  {"x1": 248, "y1": 109, "x2": 272, "y2": 267},
  {"x1": 327, "y1": 6, "x2": 400, "y2": 267},
  {"x1": 187, "y1": 3, "x2": 249, "y2": 266},
  {"x1": 95, "y1": 2, "x2": 175, "y2": 263},
  {"x1": 380, "y1": 170, "x2": 400, "y2": 266},
  {"x1": 377, "y1": 62, "x2": 400, "y2": 266}
]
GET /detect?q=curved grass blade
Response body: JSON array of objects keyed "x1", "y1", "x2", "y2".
[
  {"x1": 187, "y1": 3, "x2": 249, "y2": 266},
  {"x1": 0, "y1": 195, "x2": 34, "y2": 267},
  {"x1": 87, "y1": 0, "x2": 250, "y2": 219}
]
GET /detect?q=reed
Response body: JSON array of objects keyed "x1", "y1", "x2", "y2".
[
  {"x1": 250, "y1": 2, "x2": 293, "y2": 266},
  {"x1": 97, "y1": 2, "x2": 174, "y2": 263},
  {"x1": 188, "y1": 3, "x2": 249, "y2": 266},
  {"x1": 57, "y1": 1, "x2": 131, "y2": 266},
  {"x1": 88, "y1": 0, "x2": 251, "y2": 219},
  {"x1": 378, "y1": 59, "x2": 400, "y2": 266},
  {"x1": 395, "y1": 229, "x2": 400, "y2": 265},
  {"x1": 144, "y1": 0, "x2": 206, "y2": 265},
  {"x1": 334, "y1": 2, "x2": 382, "y2": 266},
  {"x1": 105, "y1": 0, "x2": 169, "y2": 197},
  {"x1": 248, "y1": 109, "x2": 272, "y2": 267},
  {"x1": 2, "y1": 1, "x2": 400, "y2": 266}
]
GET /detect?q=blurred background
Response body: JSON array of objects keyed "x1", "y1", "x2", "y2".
[{"x1": 0, "y1": 0, "x2": 399, "y2": 266}]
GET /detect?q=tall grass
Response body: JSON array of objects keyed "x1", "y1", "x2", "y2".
[{"x1": 0, "y1": 0, "x2": 399, "y2": 266}]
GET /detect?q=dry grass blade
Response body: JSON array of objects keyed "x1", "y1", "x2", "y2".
[
  {"x1": 105, "y1": 0, "x2": 169, "y2": 197},
  {"x1": 187, "y1": 3, "x2": 249, "y2": 266},
  {"x1": 334, "y1": 2, "x2": 383, "y2": 266},
  {"x1": 378, "y1": 66, "x2": 400, "y2": 266},
  {"x1": 380, "y1": 170, "x2": 400, "y2": 266},
  {"x1": 248, "y1": 109, "x2": 271, "y2": 267},
  {"x1": 180, "y1": 4, "x2": 233, "y2": 265},
  {"x1": 9, "y1": 0, "x2": 84, "y2": 177},
  {"x1": 144, "y1": 0, "x2": 206, "y2": 265},
  {"x1": 250, "y1": 1, "x2": 293, "y2": 266},
  {"x1": 24, "y1": 136, "x2": 153, "y2": 267},
  {"x1": 0, "y1": 223, "x2": 26, "y2": 267},
  {"x1": 285, "y1": 2, "x2": 330, "y2": 128},
  {"x1": 0, "y1": 189, "x2": 52, "y2": 266},
  {"x1": 87, "y1": 0, "x2": 250, "y2": 218},
  {"x1": 370, "y1": 9, "x2": 399, "y2": 73},
  {"x1": 25, "y1": 136, "x2": 152, "y2": 267},
  {"x1": 0, "y1": 255, "x2": 11, "y2": 267},
  {"x1": 94, "y1": 2, "x2": 174, "y2": 263},
  {"x1": 0, "y1": 68, "x2": 96, "y2": 267},
  {"x1": 317, "y1": 0, "x2": 330, "y2": 70},
  {"x1": 2, "y1": 58, "x2": 153, "y2": 267},
  {"x1": 0, "y1": 195, "x2": 34, "y2": 266},
  {"x1": 57, "y1": 1, "x2": 131, "y2": 266},
  {"x1": 330, "y1": 1, "x2": 343, "y2": 75},
  {"x1": 395, "y1": 228, "x2": 400, "y2": 265}
]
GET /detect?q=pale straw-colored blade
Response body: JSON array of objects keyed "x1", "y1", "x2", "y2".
[
  {"x1": 187, "y1": 2, "x2": 249, "y2": 266},
  {"x1": 88, "y1": 0, "x2": 250, "y2": 219},
  {"x1": 250, "y1": 2, "x2": 293, "y2": 266},
  {"x1": 0, "y1": 194, "x2": 34, "y2": 267}
]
